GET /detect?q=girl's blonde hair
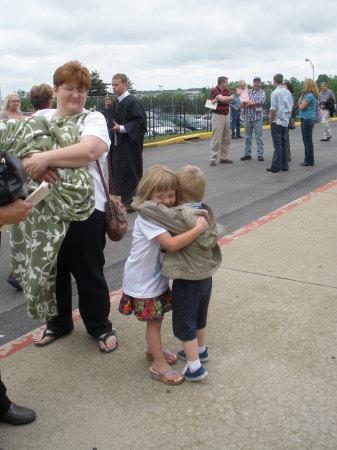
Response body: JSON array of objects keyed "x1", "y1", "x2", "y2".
[
  {"x1": 304, "y1": 78, "x2": 319, "y2": 99},
  {"x1": 134, "y1": 165, "x2": 180, "y2": 206}
]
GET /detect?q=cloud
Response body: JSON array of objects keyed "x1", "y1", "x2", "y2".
[{"x1": 1, "y1": 0, "x2": 337, "y2": 96}]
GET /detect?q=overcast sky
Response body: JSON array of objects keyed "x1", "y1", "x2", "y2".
[{"x1": 1, "y1": 0, "x2": 336, "y2": 97}]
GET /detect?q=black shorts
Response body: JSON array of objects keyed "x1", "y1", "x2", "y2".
[{"x1": 172, "y1": 277, "x2": 212, "y2": 341}]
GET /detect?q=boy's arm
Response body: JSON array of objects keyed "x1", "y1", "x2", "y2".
[{"x1": 156, "y1": 216, "x2": 208, "y2": 252}]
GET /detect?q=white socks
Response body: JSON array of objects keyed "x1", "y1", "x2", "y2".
[{"x1": 187, "y1": 359, "x2": 201, "y2": 373}]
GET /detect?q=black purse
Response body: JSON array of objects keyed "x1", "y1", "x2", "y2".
[{"x1": 0, "y1": 151, "x2": 28, "y2": 206}]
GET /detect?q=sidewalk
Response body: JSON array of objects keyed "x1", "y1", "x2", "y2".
[{"x1": 1, "y1": 180, "x2": 337, "y2": 450}]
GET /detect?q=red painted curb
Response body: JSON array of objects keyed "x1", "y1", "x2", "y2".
[{"x1": 1, "y1": 180, "x2": 336, "y2": 360}]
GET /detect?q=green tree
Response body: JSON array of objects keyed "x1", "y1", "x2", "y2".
[
  {"x1": 89, "y1": 70, "x2": 108, "y2": 96},
  {"x1": 127, "y1": 78, "x2": 137, "y2": 95},
  {"x1": 16, "y1": 89, "x2": 32, "y2": 112}
]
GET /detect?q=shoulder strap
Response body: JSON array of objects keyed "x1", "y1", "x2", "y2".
[
  {"x1": 96, "y1": 160, "x2": 110, "y2": 201},
  {"x1": 106, "y1": 154, "x2": 114, "y2": 194}
]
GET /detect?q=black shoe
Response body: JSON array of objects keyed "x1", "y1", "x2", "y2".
[
  {"x1": 320, "y1": 138, "x2": 330, "y2": 142},
  {"x1": 240, "y1": 155, "x2": 252, "y2": 161},
  {"x1": 281, "y1": 168, "x2": 289, "y2": 172},
  {"x1": 300, "y1": 162, "x2": 313, "y2": 166},
  {"x1": 7, "y1": 272, "x2": 22, "y2": 290},
  {"x1": 0, "y1": 403, "x2": 36, "y2": 426},
  {"x1": 237, "y1": 135, "x2": 243, "y2": 138},
  {"x1": 266, "y1": 167, "x2": 280, "y2": 173},
  {"x1": 219, "y1": 159, "x2": 233, "y2": 164},
  {"x1": 258, "y1": 156, "x2": 264, "y2": 161},
  {"x1": 231, "y1": 136, "x2": 237, "y2": 139}
]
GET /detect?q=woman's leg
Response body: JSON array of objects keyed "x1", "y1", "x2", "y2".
[
  {"x1": 146, "y1": 321, "x2": 181, "y2": 381},
  {"x1": 301, "y1": 119, "x2": 309, "y2": 163},
  {"x1": 35, "y1": 225, "x2": 75, "y2": 344},
  {"x1": 302, "y1": 119, "x2": 315, "y2": 164},
  {"x1": 69, "y1": 211, "x2": 113, "y2": 341}
]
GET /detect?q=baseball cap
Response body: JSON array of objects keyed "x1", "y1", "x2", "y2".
[{"x1": 253, "y1": 77, "x2": 261, "y2": 82}]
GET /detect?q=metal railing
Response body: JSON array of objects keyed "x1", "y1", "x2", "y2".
[{"x1": 86, "y1": 95, "x2": 275, "y2": 140}]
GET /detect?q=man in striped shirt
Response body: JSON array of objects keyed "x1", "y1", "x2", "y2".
[
  {"x1": 209, "y1": 76, "x2": 233, "y2": 166},
  {"x1": 240, "y1": 77, "x2": 266, "y2": 162}
]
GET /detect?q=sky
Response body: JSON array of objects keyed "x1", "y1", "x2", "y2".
[{"x1": 1, "y1": 0, "x2": 337, "y2": 97}]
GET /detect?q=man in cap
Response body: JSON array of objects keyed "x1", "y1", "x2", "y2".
[{"x1": 240, "y1": 77, "x2": 266, "y2": 161}]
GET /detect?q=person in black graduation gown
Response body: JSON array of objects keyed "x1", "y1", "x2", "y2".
[{"x1": 103, "y1": 73, "x2": 147, "y2": 212}]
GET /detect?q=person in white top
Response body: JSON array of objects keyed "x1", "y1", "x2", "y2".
[
  {"x1": 119, "y1": 165, "x2": 208, "y2": 385},
  {"x1": 23, "y1": 61, "x2": 118, "y2": 353}
]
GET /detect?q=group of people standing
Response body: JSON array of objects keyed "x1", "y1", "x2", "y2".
[{"x1": 209, "y1": 75, "x2": 335, "y2": 172}]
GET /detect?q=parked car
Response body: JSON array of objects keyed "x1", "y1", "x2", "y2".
[{"x1": 146, "y1": 118, "x2": 176, "y2": 136}]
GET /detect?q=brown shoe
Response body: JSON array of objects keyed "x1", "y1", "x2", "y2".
[
  {"x1": 209, "y1": 161, "x2": 216, "y2": 166},
  {"x1": 220, "y1": 159, "x2": 233, "y2": 164}
]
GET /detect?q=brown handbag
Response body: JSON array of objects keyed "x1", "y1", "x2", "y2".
[{"x1": 96, "y1": 158, "x2": 128, "y2": 241}]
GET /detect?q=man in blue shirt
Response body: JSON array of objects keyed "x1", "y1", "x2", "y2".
[{"x1": 267, "y1": 73, "x2": 293, "y2": 173}]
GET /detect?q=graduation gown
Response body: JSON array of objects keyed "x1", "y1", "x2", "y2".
[{"x1": 103, "y1": 95, "x2": 147, "y2": 197}]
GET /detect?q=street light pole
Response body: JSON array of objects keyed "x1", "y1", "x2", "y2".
[{"x1": 305, "y1": 58, "x2": 315, "y2": 80}]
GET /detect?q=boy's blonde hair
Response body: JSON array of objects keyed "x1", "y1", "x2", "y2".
[
  {"x1": 176, "y1": 165, "x2": 206, "y2": 202},
  {"x1": 134, "y1": 165, "x2": 180, "y2": 206}
]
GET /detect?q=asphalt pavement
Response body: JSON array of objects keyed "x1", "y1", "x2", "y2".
[{"x1": 1, "y1": 134, "x2": 337, "y2": 448}]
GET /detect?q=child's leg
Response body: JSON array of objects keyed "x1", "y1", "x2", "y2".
[
  {"x1": 146, "y1": 320, "x2": 182, "y2": 381},
  {"x1": 181, "y1": 338, "x2": 199, "y2": 361},
  {"x1": 196, "y1": 328, "x2": 206, "y2": 348}
]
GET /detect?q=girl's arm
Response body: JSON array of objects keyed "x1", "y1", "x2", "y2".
[
  {"x1": 298, "y1": 90, "x2": 310, "y2": 110},
  {"x1": 155, "y1": 216, "x2": 208, "y2": 252},
  {"x1": 298, "y1": 99, "x2": 310, "y2": 111}
]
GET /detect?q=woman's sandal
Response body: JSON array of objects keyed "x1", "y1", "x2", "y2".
[
  {"x1": 149, "y1": 367, "x2": 184, "y2": 386},
  {"x1": 34, "y1": 329, "x2": 61, "y2": 348},
  {"x1": 98, "y1": 329, "x2": 118, "y2": 353},
  {"x1": 145, "y1": 349, "x2": 177, "y2": 365}
]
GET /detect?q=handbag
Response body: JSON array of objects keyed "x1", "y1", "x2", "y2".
[
  {"x1": 315, "y1": 105, "x2": 322, "y2": 123},
  {"x1": 288, "y1": 118, "x2": 295, "y2": 130},
  {"x1": 0, "y1": 151, "x2": 28, "y2": 206},
  {"x1": 96, "y1": 158, "x2": 128, "y2": 241}
]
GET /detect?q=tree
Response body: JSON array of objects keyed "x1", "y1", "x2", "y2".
[
  {"x1": 89, "y1": 70, "x2": 108, "y2": 96},
  {"x1": 16, "y1": 89, "x2": 32, "y2": 112},
  {"x1": 127, "y1": 78, "x2": 137, "y2": 95}
]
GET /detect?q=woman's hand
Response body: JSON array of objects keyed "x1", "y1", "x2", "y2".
[
  {"x1": 22, "y1": 153, "x2": 49, "y2": 179},
  {"x1": 37, "y1": 168, "x2": 58, "y2": 185}
]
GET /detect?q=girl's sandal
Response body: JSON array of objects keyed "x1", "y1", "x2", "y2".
[
  {"x1": 145, "y1": 349, "x2": 177, "y2": 365},
  {"x1": 149, "y1": 367, "x2": 184, "y2": 386}
]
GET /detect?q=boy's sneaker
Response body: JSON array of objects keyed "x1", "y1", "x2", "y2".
[
  {"x1": 183, "y1": 365, "x2": 208, "y2": 382},
  {"x1": 177, "y1": 347, "x2": 209, "y2": 362}
]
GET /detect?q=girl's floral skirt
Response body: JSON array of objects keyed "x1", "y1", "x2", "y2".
[{"x1": 118, "y1": 288, "x2": 172, "y2": 321}]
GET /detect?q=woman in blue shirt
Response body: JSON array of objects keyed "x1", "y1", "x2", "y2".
[{"x1": 298, "y1": 79, "x2": 319, "y2": 166}]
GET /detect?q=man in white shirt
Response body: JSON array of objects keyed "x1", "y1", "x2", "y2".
[{"x1": 267, "y1": 73, "x2": 293, "y2": 173}]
